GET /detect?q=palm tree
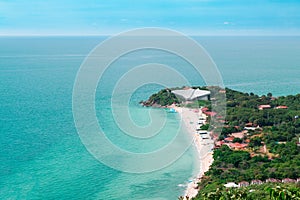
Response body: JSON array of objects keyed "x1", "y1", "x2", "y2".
[{"x1": 266, "y1": 185, "x2": 300, "y2": 200}]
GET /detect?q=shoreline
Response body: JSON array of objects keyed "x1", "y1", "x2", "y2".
[{"x1": 169, "y1": 105, "x2": 214, "y2": 199}]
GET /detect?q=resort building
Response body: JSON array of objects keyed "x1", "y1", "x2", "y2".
[
  {"x1": 224, "y1": 182, "x2": 239, "y2": 188},
  {"x1": 224, "y1": 136, "x2": 235, "y2": 143},
  {"x1": 172, "y1": 88, "x2": 211, "y2": 101},
  {"x1": 204, "y1": 111, "x2": 217, "y2": 117},
  {"x1": 276, "y1": 105, "x2": 288, "y2": 109},
  {"x1": 228, "y1": 143, "x2": 248, "y2": 150},
  {"x1": 219, "y1": 89, "x2": 226, "y2": 94},
  {"x1": 238, "y1": 181, "x2": 250, "y2": 187},
  {"x1": 282, "y1": 178, "x2": 297, "y2": 183},
  {"x1": 266, "y1": 178, "x2": 281, "y2": 183},
  {"x1": 215, "y1": 140, "x2": 225, "y2": 148},
  {"x1": 251, "y1": 180, "x2": 263, "y2": 185},
  {"x1": 244, "y1": 122, "x2": 258, "y2": 130},
  {"x1": 258, "y1": 105, "x2": 271, "y2": 110}
]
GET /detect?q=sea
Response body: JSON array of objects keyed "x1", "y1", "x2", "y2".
[{"x1": 0, "y1": 36, "x2": 299, "y2": 200}]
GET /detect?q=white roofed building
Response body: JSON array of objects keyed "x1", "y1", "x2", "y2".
[
  {"x1": 224, "y1": 182, "x2": 239, "y2": 188},
  {"x1": 171, "y1": 88, "x2": 211, "y2": 101}
]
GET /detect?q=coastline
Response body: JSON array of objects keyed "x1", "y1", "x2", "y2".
[{"x1": 170, "y1": 105, "x2": 214, "y2": 199}]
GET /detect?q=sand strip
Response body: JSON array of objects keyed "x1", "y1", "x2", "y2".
[{"x1": 170, "y1": 106, "x2": 214, "y2": 199}]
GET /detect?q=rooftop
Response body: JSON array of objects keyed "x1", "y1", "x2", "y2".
[
  {"x1": 276, "y1": 105, "x2": 288, "y2": 109},
  {"x1": 258, "y1": 105, "x2": 271, "y2": 110},
  {"x1": 172, "y1": 88, "x2": 210, "y2": 101}
]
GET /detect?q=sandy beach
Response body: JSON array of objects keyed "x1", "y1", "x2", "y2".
[{"x1": 170, "y1": 106, "x2": 214, "y2": 199}]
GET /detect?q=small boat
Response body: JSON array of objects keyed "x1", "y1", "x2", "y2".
[{"x1": 169, "y1": 108, "x2": 177, "y2": 113}]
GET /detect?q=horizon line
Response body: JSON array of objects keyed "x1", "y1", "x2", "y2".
[{"x1": 1, "y1": 34, "x2": 300, "y2": 37}]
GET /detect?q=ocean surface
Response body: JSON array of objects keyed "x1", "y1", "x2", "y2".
[{"x1": 0, "y1": 36, "x2": 299, "y2": 200}]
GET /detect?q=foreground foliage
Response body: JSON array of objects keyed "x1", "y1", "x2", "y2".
[
  {"x1": 198, "y1": 183, "x2": 300, "y2": 200},
  {"x1": 195, "y1": 88, "x2": 300, "y2": 199}
]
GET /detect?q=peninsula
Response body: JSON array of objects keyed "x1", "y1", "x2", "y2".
[{"x1": 142, "y1": 86, "x2": 300, "y2": 199}]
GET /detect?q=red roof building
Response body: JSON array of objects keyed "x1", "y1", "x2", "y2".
[
  {"x1": 251, "y1": 180, "x2": 263, "y2": 185},
  {"x1": 219, "y1": 89, "x2": 226, "y2": 94},
  {"x1": 245, "y1": 122, "x2": 254, "y2": 127},
  {"x1": 204, "y1": 111, "x2": 217, "y2": 117},
  {"x1": 282, "y1": 178, "x2": 296, "y2": 183},
  {"x1": 224, "y1": 136, "x2": 235, "y2": 143},
  {"x1": 238, "y1": 181, "x2": 249, "y2": 187},
  {"x1": 276, "y1": 105, "x2": 288, "y2": 109},
  {"x1": 201, "y1": 107, "x2": 209, "y2": 112},
  {"x1": 266, "y1": 178, "x2": 281, "y2": 183},
  {"x1": 215, "y1": 140, "x2": 225, "y2": 147},
  {"x1": 258, "y1": 105, "x2": 271, "y2": 110},
  {"x1": 228, "y1": 143, "x2": 248, "y2": 150}
]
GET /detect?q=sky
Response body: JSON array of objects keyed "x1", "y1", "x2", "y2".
[{"x1": 0, "y1": 0, "x2": 300, "y2": 36}]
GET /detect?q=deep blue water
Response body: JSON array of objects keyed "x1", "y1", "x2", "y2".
[{"x1": 0, "y1": 36, "x2": 299, "y2": 199}]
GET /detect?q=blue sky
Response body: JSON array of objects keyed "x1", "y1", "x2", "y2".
[{"x1": 0, "y1": 0, "x2": 300, "y2": 35}]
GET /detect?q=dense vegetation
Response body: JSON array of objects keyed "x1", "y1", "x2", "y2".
[
  {"x1": 224, "y1": 88, "x2": 300, "y2": 134},
  {"x1": 197, "y1": 145, "x2": 299, "y2": 189},
  {"x1": 142, "y1": 87, "x2": 300, "y2": 199},
  {"x1": 195, "y1": 88, "x2": 300, "y2": 199},
  {"x1": 196, "y1": 183, "x2": 300, "y2": 200},
  {"x1": 141, "y1": 88, "x2": 180, "y2": 106},
  {"x1": 140, "y1": 86, "x2": 212, "y2": 107}
]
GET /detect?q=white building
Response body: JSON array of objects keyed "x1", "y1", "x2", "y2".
[
  {"x1": 224, "y1": 182, "x2": 239, "y2": 188},
  {"x1": 171, "y1": 88, "x2": 211, "y2": 101}
]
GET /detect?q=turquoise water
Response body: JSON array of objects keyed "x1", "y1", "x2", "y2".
[{"x1": 0, "y1": 36, "x2": 300, "y2": 199}]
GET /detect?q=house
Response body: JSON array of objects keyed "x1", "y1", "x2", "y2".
[
  {"x1": 238, "y1": 181, "x2": 249, "y2": 187},
  {"x1": 201, "y1": 107, "x2": 217, "y2": 117},
  {"x1": 224, "y1": 182, "x2": 239, "y2": 188},
  {"x1": 204, "y1": 111, "x2": 217, "y2": 117},
  {"x1": 244, "y1": 123, "x2": 257, "y2": 131},
  {"x1": 231, "y1": 131, "x2": 246, "y2": 139},
  {"x1": 251, "y1": 180, "x2": 263, "y2": 185},
  {"x1": 215, "y1": 140, "x2": 225, "y2": 148},
  {"x1": 228, "y1": 142, "x2": 248, "y2": 150},
  {"x1": 266, "y1": 178, "x2": 280, "y2": 183},
  {"x1": 224, "y1": 136, "x2": 235, "y2": 143},
  {"x1": 245, "y1": 122, "x2": 253, "y2": 127},
  {"x1": 276, "y1": 105, "x2": 288, "y2": 109},
  {"x1": 201, "y1": 107, "x2": 209, "y2": 112},
  {"x1": 244, "y1": 126, "x2": 257, "y2": 131},
  {"x1": 282, "y1": 178, "x2": 296, "y2": 183},
  {"x1": 172, "y1": 88, "x2": 211, "y2": 101},
  {"x1": 219, "y1": 89, "x2": 226, "y2": 94},
  {"x1": 258, "y1": 105, "x2": 271, "y2": 110}
]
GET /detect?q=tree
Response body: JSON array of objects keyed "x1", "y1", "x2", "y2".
[
  {"x1": 267, "y1": 92, "x2": 273, "y2": 98},
  {"x1": 233, "y1": 138, "x2": 243, "y2": 143},
  {"x1": 249, "y1": 137, "x2": 262, "y2": 147}
]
